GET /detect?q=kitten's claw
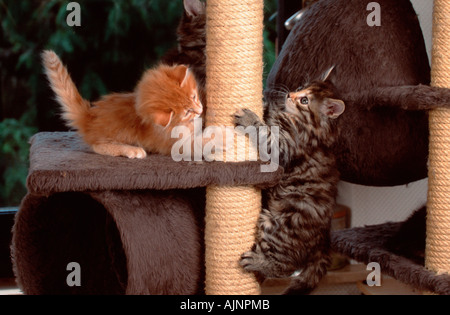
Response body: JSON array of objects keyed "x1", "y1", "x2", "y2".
[
  {"x1": 239, "y1": 247, "x2": 266, "y2": 273},
  {"x1": 233, "y1": 108, "x2": 260, "y2": 127},
  {"x1": 240, "y1": 251, "x2": 257, "y2": 271},
  {"x1": 234, "y1": 108, "x2": 246, "y2": 118}
]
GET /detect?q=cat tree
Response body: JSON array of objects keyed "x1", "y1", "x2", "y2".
[
  {"x1": 11, "y1": 0, "x2": 274, "y2": 295},
  {"x1": 11, "y1": 0, "x2": 450, "y2": 296},
  {"x1": 203, "y1": 0, "x2": 450, "y2": 295},
  {"x1": 331, "y1": 0, "x2": 450, "y2": 294},
  {"x1": 204, "y1": 0, "x2": 263, "y2": 294},
  {"x1": 427, "y1": 0, "x2": 450, "y2": 282}
]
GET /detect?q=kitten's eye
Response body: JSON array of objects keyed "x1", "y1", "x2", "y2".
[
  {"x1": 300, "y1": 97, "x2": 309, "y2": 105},
  {"x1": 192, "y1": 94, "x2": 197, "y2": 101}
]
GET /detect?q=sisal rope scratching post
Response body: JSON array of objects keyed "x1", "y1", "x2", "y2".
[
  {"x1": 426, "y1": 0, "x2": 450, "y2": 280},
  {"x1": 204, "y1": 0, "x2": 264, "y2": 294}
]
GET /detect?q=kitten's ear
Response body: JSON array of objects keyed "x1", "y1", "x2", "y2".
[
  {"x1": 151, "y1": 110, "x2": 174, "y2": 128},
  {"x1": 320, "y1": 66, "x2": 335, "y2": 82},
  {"x1": 184, "y1": 0, "x2": 205, "y2": 17},
  {"x1": 321, "y1": 98, "x2": 345, "y2": 119},
  {"x1": 173, "y1": 65, "x2": 191, "y2": 87}
]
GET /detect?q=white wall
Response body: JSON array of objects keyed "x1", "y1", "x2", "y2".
[
  {"x1": 337, "y1": 0, "x2": 434, "y2": 227},
  {"x1": 412, "y1": 0, "x2": 434, "y2": 63}
]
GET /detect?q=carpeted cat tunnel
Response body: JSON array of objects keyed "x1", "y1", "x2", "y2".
[
  {"x1": 330, "y1": 0, "x2": 450, "y2": 295},
  {"x1": 11, "y1": 0, "x2": 272, "y2": 295}
]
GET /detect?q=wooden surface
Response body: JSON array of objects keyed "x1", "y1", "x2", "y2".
[
  {"x1": 357, "y1": 277, "x2": 422, "y2": 295},
  {"x1": 260, "y1": 264, "x2": 422, "y2": 295}
]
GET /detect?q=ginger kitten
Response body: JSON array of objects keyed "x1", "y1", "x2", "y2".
[{"x1": 42, "y1": 50, "x2": 203, "y2": 159}]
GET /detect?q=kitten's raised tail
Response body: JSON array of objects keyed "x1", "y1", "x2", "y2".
[{"x1": 42, "y1": 50, "x2": 90, "y2": 131}]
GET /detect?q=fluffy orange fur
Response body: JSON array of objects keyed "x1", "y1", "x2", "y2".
[{"x1": 42, "y1": 50, "x2": 203, "y2": 159}]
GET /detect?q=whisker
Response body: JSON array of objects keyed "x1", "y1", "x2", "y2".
[{"x1": 271, "y1": 84, "x2": 291, "y2": 96}]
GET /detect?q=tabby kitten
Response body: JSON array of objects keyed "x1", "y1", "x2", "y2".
[{"x1": 234, "y1": 68, "x2": 345, "y2": 295}]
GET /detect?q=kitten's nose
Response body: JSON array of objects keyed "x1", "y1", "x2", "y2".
[{"x1": 196, "y1": 103, "x2": 203, "y2": 115}]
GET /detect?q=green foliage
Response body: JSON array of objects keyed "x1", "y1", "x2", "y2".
[
  {"x1": 0, "y1": 113, "x2": 37, "y2": 206},
  {"x1": 263, "y1": 0, "x2": 278, "y2": 85},
  {"x1": 1, "y1": 0, "x2": 187, "y2": 125},
  {"x1": 0, "y1": 0, "x2": 277, "y2": 206}
]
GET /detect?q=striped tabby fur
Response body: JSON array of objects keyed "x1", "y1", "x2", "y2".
[{"x1": 234, "y1": 69, "x2": 345, "y2": 294}]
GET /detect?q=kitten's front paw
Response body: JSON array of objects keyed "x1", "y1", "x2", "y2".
[
  {"x1": 125, "y1": 147, "x2": 147, "y2": 159},
  {"x1": 233, "y1": 108, "x2": 261, "y2": 127},
  {"x1": 240, "y1": 245, "x2": 266, "y2": 274}
]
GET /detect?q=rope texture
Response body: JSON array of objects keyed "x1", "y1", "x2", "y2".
[
  {"x1": 427, "y1": 0, "x2": 450, "y2": 276},
  {"x1": 204, "y1": 0, "x2": 264, "y2": 295}
]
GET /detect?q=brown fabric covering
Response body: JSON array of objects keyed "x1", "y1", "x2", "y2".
[
  {"x1": 331, "y1": 219, "x2": 450, "y2": 295},
  {"x1": 12, "y1": 132, "x2": 283, "y2": 295},
  {"x1": 26, "y1": 132, "x2": 282, "y2": 195}
]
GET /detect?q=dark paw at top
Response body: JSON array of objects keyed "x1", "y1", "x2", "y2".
[{"x1": 233, "y1": 108, "x2": 260, "y2": 127}]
